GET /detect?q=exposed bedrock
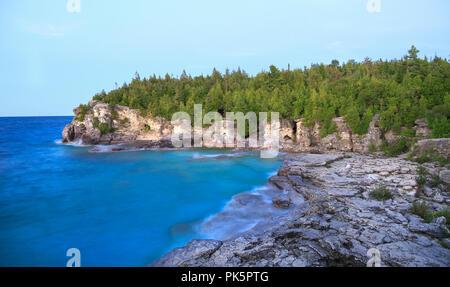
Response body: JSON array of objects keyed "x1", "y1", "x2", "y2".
[
  {"x1": 151, "y1": 153, "x2": 450, "y2": 267},
  {"x1": 62, "y1": 101, "x2": 439, "y2": 154}
]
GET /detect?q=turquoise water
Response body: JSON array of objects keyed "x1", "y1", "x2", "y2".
[{"x1": 0, "y1": 117, "x2": 282, "y2": 267}]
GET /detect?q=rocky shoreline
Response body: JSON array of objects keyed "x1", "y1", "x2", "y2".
[
  {"x1": 61, "y1": 101, "x2": 450, "y2": 267},
  {"x1": 151, "y1": 153, "x2": 450, "y2": 267},
  {"x1": 62, "y1": 101, "x2": 434, "y2": 154}
]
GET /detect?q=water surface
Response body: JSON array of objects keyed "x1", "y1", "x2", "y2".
[{"x1": 0, "y1": 117, "x2": 282, "y2": 266}]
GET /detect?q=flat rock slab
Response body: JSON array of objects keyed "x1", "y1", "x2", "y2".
[
  {"x1": 286, "y1": 153, "x2": 345, "y2": 167},
  {"x1": 152, "y1": 153, "x2": 450, "y2": 267}
]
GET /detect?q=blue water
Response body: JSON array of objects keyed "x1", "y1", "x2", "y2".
[{"x1": 0, "y1": 117, "x2": 282, "y2": 267}]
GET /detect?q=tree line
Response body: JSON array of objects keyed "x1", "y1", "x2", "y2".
[{"x1": 90, "y1": 46, "x2": 449, "y2": 138}]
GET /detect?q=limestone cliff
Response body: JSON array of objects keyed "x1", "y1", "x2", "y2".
[{"x1": 62, "y1": 101, "x2": 432, "y2": 153}]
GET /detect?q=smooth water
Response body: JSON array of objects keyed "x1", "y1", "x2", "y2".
[{"x1": 0, "y1": 117, "x2": 282, "y2": 267}]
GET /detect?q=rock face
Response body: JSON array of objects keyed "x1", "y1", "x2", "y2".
[
  {"x1": 291, "y1": 116, "x2": 384, "y2": 153},
  {"x1": 412, "y1": 138, "x2": 450, "y2": 160},
  {"x1": 415, "y1": 118, "x2": 432, "y2": 138},
  {"x1": 62, "y1": 101, "x2": 435, "y2": 155},
  {"x1": 152, "y1": 153, "x2": 450, "y2": 267},
  {"x1": 62, "y1": 101, "x2": 173, "y2": 145},
  {"x1": 352, "y1": 114, "x2": 383, "y2": 152}
]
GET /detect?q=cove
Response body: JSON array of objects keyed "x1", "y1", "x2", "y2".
[{"x1": 0, "y1": 117, "x2": 282, "y2": 267}]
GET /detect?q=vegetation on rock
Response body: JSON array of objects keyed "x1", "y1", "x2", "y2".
[
  {"x1": 89, "y1": 46, "x2": 449, "y2": 138},
  {"x1": 369, "y1": 185, "x2": 394, "y2": 201}
]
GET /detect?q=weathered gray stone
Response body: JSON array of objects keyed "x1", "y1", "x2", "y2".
[
  {"x1": 440, "y1": 170, "x2": 450, "y2": 185},
  {"x1": 152, "y1": 153, "x2": 450, "y2": 267},
  {"x1": 272, "y1": 194, "x2": 291, "y2": 209},
  {"x1": 414, "y1": 118, "x2": 431, "y2": 138},
  {"x1": 412, "y1": 138, "x2": 450, "y2": 160}
]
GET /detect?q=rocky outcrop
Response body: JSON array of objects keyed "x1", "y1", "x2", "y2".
[
  {"x1": 62, "y1": 100, "x2": 173, "y2": 145},
  {"x1": 291, "y1": 118, "x2": 353, "y2": 153},
  {"x1": 152, "y1": 153, "x2": 450, "y2": 267},
  {"x1": 411, "y1": 138, "x2": 450, "y2": 160},
  {"x1": 352, "y1": 114, "x2": 383, "y2": 152},
  {"x1": 62, "y1": 102, "x2": 434, "y2": 155},
  {"x1": 415, "y1": 118, "x2": 432, "y2": 138}
]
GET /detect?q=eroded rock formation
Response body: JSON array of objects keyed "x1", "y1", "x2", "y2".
[
  {"x1": 151, "y1": 154, "x2": 450, "y2": 267},
  {"x1": 62, "y1": 102, "x2": 440, "y2": 155}
]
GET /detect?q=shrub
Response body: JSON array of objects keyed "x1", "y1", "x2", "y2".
[
  {"x1": 428, "y1": 113, "x2": 450, "y2": 139},
  {"x1": 381, "y1": 138, "x2": 411, "y2": 157},
  {"x1": 369, "y1": 185, "x2": 394, "y2": 201},
  {"x1": 110, "y1": 109, "x2": 118, "y2": 121},
  {"x1": 99, "y1": 122, "x2": 112, "y2": 135},
  {"x1": 93, "y1": 117, "x2": 100, "y2": 128},
  {"x1": 319, "y1": 120, "x2": 336, "y2": 138},
  {"x1": 410, "y1": 201, "x2": 433, "y2": 223},
  {"x1": 433, "y1": 207, "x2": 450, "y2": 224},
  {"x1": 400, "y1": 128, "x2": 415, "y2": 137},
  {"x1": 368, "y1": 142, "x2": 377, "y2": 152},
  {"x1": 416, "y1": 166, "x2": 427, "y2": 177},
  {"x1": 428, "y1": 175, "x2": 443, "y2": 188},
  {"x1": 74, "y1": 104, "x2": 89, "y2": 122},
  {"x1": 120, "y1": 117, "x2": 130, "y2": 125},
  {"x1": 414, "y1": 155, "x2": 432, "y2": 164},
  {"x1": 415, "y1": 166, "x2": 428, "y2": 187}
]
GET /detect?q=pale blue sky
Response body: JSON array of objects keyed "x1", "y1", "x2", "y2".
[{"x1": 1, "y1": 0, "x2": 449, "y2": 116}]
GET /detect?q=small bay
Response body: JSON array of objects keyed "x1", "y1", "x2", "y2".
[{"x1": 0, "y1": 117, "x2": 282, "y2": 266}]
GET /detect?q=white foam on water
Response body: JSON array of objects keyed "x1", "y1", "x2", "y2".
[
  {"x1": 199, "y1": 178, "x2": 288, "y2": 240},
  {"x1": 191, "y1": 152, "x2": 248, "y2": 160},
  {"x1": 54, "y1": 139, "x2": 89, "y2": 147}
]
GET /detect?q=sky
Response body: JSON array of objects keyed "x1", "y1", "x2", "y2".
[{"x1": 0, "y1": 0, "x2": 449, "y2": 116}]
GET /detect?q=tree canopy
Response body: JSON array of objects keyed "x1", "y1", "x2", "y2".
[{"x1": 91, "y1": 46, "x2": 449, "y2": 138}]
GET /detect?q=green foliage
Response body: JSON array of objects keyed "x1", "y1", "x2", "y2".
[
  {"x1": 414, "y1": 154, "x2": 432, "y2": 164},
  {"x1": 93, "y1": 117, "x2": 113, "y2": 134},
  {"x1": 110, "y1": 109, "x2": 118, "y2": 121},
  {"x1": 410, "y1": 201, "x2": 433, "y2": 223},
  {"x1": 368, "y1": 142, "x2": 377, "y2": 152},
  {"x1": 434, "y1": 207, "x2": 450, "y2": 224},
  {"x1": 381, "y1": 138, "x2": 411, "y2": 157},
  {"x1": 74, "y1": 104, "x2": 89, "y2": 122},
  {"x1": 412, "y1": 148, "x2": 450, "y2": 166},
  {"x1": 89, "y1": 47, "x2": 449, "y2": 137},
  {"x1": 98, "y1": 123, "x2": 113, "y2": 135},
  {"x1": 120, "y1": 117, "x2": 130, "y2": 125},
  {"x1": 429, "y1": 114, "x2": 450, "y2": 138},
  {"x1": 93, "y1": 117, "x2": 100, "y2": 128},
  {"x1": 145, "y1": 124, "x2": 151, "y2": 132},
  {"x1": 415, "y1": 166, "x2": 428, "y2": 187},
  {"x1": 319, "y1": 119, "x2": 336, "y2": 138},
  {"x1": 400, "y1": 128, "x2": 415, "y2": 137},
  {"x1": 369, "y1": 185, "x2": 394, "y2": 201},
  {"x1": 428, "y1": 175, "x2": 443, "y2": 188}
]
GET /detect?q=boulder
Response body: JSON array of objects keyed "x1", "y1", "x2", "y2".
[
  {"x1": 318, "y1": 117, "x2": 352, "y2": 152},
  {"x1": 414, "y1": 118, "x2": 431, "y2": 138},
  {"x1": 352, "y1": 114, "x2": 383, "y2": 152}
]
